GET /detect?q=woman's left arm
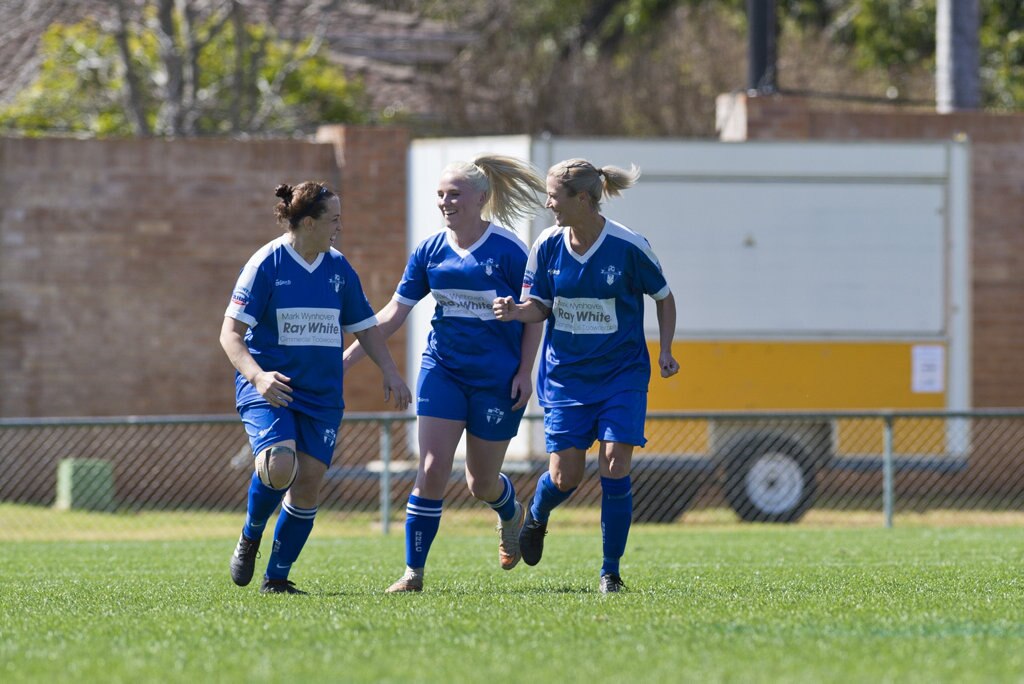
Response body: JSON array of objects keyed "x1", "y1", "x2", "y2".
[
  {"x1": 351, "y1": 325, "x2": 413, "y2": 410},
  {"x1": 655, "y1": 292, "x2": 680, "y2": 378},
  {"x1": 510, "y1": 321, "x2": 544, "y2": 410}
]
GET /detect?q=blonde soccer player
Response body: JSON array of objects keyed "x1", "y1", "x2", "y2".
[
  {"x1": 494, "y1": 159, "x2": 679, "y2": 593},
  {"x1": 345, "y1": 155, "x2": 545, "y2": 593}
]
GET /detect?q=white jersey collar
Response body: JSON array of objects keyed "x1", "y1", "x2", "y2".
[
  {"x1": 562, "y1": 220, "x2": 608, "y2": 264},
  {"x1": 446, "y1": 223, "x2": 494, "y2": 258},
  {"x1": 282, "y1": 237, "x2": 324, "y2": 273}
]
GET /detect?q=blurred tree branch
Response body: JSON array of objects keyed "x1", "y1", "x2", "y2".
[{"x1": 112, "y1": 0, "x2": 152, "y2": 135}]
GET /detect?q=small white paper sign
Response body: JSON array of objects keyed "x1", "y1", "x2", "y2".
[{"x1": 912, "y1": 345, "x2": 945, "y2": 393}]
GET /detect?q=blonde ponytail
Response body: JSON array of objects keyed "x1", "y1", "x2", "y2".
[
  {"x1": 548, "y1": 158, "x2": 641, "y2": 208},
  {"x1": 441, "y1": 155, "x2": 545, "y2": 229}
]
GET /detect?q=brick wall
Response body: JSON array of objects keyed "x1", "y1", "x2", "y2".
[
  {"x1": 721, "y1": 93, "x2": 1024, "y2": 409},
  {"x1": 316, "y1": 125, "x2": 411, "y2": 413},
  {"x1": 0, "y1": 127, "x2": 409, "y2": 417}
]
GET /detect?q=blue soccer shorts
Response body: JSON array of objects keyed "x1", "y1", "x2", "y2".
[
  {"x1": 543, "y1": 390, "x2": 648, "y2": 453},
  {"x1": 415, "y1": 363, "x2": 525, "y2": 441},
  {"x1": 238, "y1": 402, "x2": 342, "y2": 466}
]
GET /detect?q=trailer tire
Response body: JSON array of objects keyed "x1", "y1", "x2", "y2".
[
  {"x1": 632, "y1": 473, "x2": 703, "y2": 523},
  {"x1": 724, "y1": 435, "x2": 817, "y2": 523}
]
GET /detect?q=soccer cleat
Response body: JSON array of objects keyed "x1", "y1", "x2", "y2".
[
  {"x1": 599, "y1": 573, "x2": 625, "y2": 594},
  {"x1": 518, "y1": 506, "x2": 548, "y2": 567},
  {"x1": 497, "y1": 500, "x2": 526, "y2": 570},
  {"x1": 229, "y1": 533, "x2": 261, "y2": 587},
  {"x1": 260, "y1": 578, "x2": 307, "y2": 595},
  {"x1": 385, "y1": 571, "x2": 424, "y2": 593}
]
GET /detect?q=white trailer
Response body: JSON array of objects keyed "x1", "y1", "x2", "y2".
[{"x1": 406, "y1": 136, "x2": 971, "y2": 521}]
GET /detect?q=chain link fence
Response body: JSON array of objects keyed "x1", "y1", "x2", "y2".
[{"x1": 2, "y1": 410, "x2": 1023, "y2": 539}]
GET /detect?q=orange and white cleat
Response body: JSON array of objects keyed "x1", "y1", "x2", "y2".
[{"x1": 498, "y1": 500, "x2": 525, "y2": 570}]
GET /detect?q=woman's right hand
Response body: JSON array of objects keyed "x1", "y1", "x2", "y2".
[
  {"x1": 253, "y1": 370, "x2": 293, "y2": 407},
  {"x1": 493, "y1": 296, "x2": 517, "y2": 321}
]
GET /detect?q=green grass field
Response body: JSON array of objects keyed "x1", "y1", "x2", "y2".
[{"x1": 2, "y1": 509, "x2": 1023, "y2": 683}]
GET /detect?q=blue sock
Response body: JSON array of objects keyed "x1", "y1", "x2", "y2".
[
  {"x1": 405, "y1": 495, "x2": 443, "y2": 569},
  {"x1": 530, "y1": 471, "x2": 576, "y2": 524},
  {"x1": 242, "y1": 471, "x2": 286, "y2": 541},
  {"x1": 265, "y1": 501, "x2": 317, "y2": 580},
  {"x1": 486, "y1": 473, "x2": 517, "y2": 521},
  {"x1": 600, "y1": 475, "x2": 632, "y2": 577}
]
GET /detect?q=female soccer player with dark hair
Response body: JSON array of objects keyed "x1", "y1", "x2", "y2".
[
  {"x1": 493, "y1": 158, "x2": 679, "y2": 593},
  {"x1": 345, "y1": 155, "x2": 545, "y2": 592},
  {"x1": 221, "y1": 181, "x2": 411, "y2": 594}
]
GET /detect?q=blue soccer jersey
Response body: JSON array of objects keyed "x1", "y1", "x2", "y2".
[
  {"x1": 522, "y1": 219, "x2": 671, "y2": 407},
  {"x1": 225, "y1": 235, "x2": 377, "y2": 417},
  {"x1": 396, "y1": 223, "x2": 528, "y2": 388}
]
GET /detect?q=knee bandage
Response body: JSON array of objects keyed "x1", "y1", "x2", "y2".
[{"x1": 256, "y1": 445, "x2": 298, "y2": 490}]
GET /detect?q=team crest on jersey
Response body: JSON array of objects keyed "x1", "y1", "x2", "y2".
[
  {"x1": 323, "y1": 428, "x2": 337, "y2": 447},
  {"x1": 329, "y1": 274, "x2": 343, "y2": 293},
  {"x1": 486, "y1": 407, "x2": 505, "y2": 424},
  {"x1": 482, "y1": 257, "x2": 497, "y2": 276},
  {"x1": 600, "y1": 265, "x2": 622, "y2": 285}
]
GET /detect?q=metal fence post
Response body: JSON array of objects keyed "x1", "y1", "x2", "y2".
[
  {"x1": 380, "y1": 419, "x2": 392, "y2": 535},
  {"x1": 883, "y1": 414, "x2": 894, "y2": 529}
]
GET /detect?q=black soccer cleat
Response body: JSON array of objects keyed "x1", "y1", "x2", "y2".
[
  {"x1": 518, "y1": 506, "x2": 548, "y2": 567},
  {"x1": 599, "y1": 573, "x2": 625, "y2": 594},
  {"x1": 229, "y1": 533, "x2": 261, "y2": 587},
  {"x1": 260, "y1": 578, "x2": 308, "y2": 595}
]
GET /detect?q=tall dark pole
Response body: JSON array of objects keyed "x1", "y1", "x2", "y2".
[{"x1": 747, "y1": 0, "x2": 777, "y2": 94}]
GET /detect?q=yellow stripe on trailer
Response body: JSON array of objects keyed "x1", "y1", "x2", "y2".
[{"x1": 644, "y1": 340, "x2": 946, "y2": 456}]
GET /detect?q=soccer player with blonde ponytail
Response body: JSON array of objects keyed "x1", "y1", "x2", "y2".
[
  {"x1": 494, "y1": 158, "x2": 680, "y2": 593},
  {"x1": 345, "y1": 154, "x2": 546, "y2": 592}
]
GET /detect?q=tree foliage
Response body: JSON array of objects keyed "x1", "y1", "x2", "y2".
[
  {"x1": 800, "y1": 0, "x2": 1021, "y2": 109},
  {"x1": 4, "y1": 0, "x2": 1022, "y2": 139},
  {"x1": 977, "y1": 0, "x2": 1024, "y2": 109},
  {"x1": 0, "y1": 3, "x2": 367, "y2": 137},
  {"x1": 839, "y1": 0, "x2": 937, "y2": 71},
  {"x1": 421, "y1": 0, "x2": 1024, "y2": 136}
]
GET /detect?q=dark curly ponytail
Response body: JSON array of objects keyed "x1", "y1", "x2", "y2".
[{"x1": 273, "y1": 181, "x2": 335, "y2": 228}]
